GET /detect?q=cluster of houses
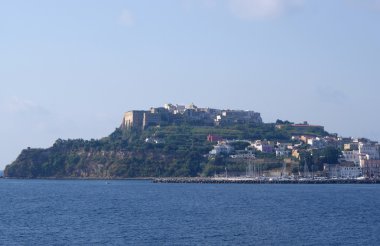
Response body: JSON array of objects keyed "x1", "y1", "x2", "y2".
[
  {"x1": 133, "y1": 104, "x2": 380, "y2": 179},
  {"x1": 208, "y1": 137, "x2": 291, "y2": 159},
  {"x1": 207, "y1": 132, "x2": 380, "y2": 179},
  {"x1": 340, "y1": 139, "x2": 380, "y2": 178}
]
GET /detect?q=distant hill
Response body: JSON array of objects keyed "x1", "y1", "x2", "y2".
[
  {"x1": 0, "y1": 170, "x2": 3, "y2": 177},
  {"x1": 4, "y1": 120, "x2": 329, "y2": 178}
]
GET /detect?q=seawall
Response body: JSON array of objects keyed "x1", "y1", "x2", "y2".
[{"x1": 153, "y1": 177, "x2": 380, "y2": 184}]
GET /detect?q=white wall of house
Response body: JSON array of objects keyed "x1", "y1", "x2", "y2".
[
  {"x1": 341, "y1": 150, "x2": 360, "y2": 165},
  {"x1": 359, "y1": 142, "x2": 380, "y2": 159},
  {"x1": 340, "y1": 166, "x2": 362, "y2": 178},
  {"x1": 209, "y1": 144, "x2": 233, "y2": 155}
]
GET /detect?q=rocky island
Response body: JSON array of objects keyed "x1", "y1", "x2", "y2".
[{"x1": 4, "y1": 103, "x2": 380, "y2": 180}]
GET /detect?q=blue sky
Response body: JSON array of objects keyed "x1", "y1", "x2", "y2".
[{"x1": 1, "y1": 0, "x2": 379, "y2": 169}]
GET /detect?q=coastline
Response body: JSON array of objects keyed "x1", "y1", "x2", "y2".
[
  {"x1": 153, "y1": 177, "x2": 380, "y2": 184},
  {"x1": 2, "y1": 176, "x2": 380, "y2": 184},
  {"x1": 1, "y1": 177, "x2": 154, "y2": 181}
]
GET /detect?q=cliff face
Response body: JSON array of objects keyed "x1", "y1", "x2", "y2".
[
  {"x1": 4, "y1": 127, "x2": 210, "y2": 178},
  {"x1": 5, "y1": 148, "x2": 126, "y2": 178}
]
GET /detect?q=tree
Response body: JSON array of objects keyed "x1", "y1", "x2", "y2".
[
  {"x1": 230, "y1": 141, "x2": 250, "y2": 151},
  {"x1": 322, "y1": 147, "x2": 340, "y2": 164}
]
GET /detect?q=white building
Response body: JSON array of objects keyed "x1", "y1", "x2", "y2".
[
  {"x1": 360, "y1": 159, "x2": 380, "y2": 178},
  {"x1": 275, "y1": 143, "x2": 290, "y2": 157},
  {"x1": 276, "y1": 150, "x2": 290, "y2": 157},
  {"x1": 307, "y1": 137, "x2": 325, "y2": 149},
  {"x1": 164, "y1": 103, "x2": 186, "y2": 114},
  {"x1": 209, "y1": 144, "x2": 234, "y2": 155},
  {"x1": 341, "y1": 150, "x2": 360, "y2": 165},
  {"x1": 359, "y1": 142, "x2": 380, "y2": 159},
  {"x1": 252, "y1": 140, "x2": 274, "y2": 153},
  {"x1": 324, "y1": 164, "x2": 362, "y2": 179},
  {"x1": 340, "y1": 166, "x2": 362, "y2": 178}
]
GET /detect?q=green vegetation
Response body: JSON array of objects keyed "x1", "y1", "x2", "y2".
[
  {"x1": 4, "y1": 122, "x2": 332, "y2": 178},
  {"x1": 297, "y1": 146, "x2": 341, "y2": 173}
]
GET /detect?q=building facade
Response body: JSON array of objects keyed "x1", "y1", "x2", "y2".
[
  {"x1": 122, "y1": 110, "x2": 160, "y2": 130},
  {"x1": 122, "y1": 103, "x2": 263, "y2": 130},
  {"x1": 341, "y1": 150, "x2": 360, "y2": 165},
  {"x1": 324, "y1": 164, "x2": 362, "y2": 179},
  {"x1": 360, "y1": 159, "x2": 380, "y2": 178}
]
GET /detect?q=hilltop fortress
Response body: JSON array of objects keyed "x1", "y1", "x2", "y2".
[{"x1": 121, "y1": 103, "x2": 263, "y2": 130}]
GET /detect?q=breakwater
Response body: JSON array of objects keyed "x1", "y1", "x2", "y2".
[{"x1": 153, "y1": 177, "x2": 380, "y2": 184}]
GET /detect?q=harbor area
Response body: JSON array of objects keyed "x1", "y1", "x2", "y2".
[{"x1": 153, "y1": 177, "x2": 380, "y2": 184}]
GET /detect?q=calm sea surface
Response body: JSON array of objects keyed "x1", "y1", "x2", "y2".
[{"x1": 0, "y1": 180, "x2": 379, "y2": 245}]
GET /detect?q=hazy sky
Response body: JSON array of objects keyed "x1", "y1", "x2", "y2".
[{"x1": 1, "y1": 0, "x2": 379, "y2": 169}]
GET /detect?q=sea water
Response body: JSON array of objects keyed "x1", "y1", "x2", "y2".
[{"x1": 0, "y1": 179, "x2": 379, "y2": 245}]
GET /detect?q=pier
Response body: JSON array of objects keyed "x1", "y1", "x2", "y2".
[{"x1": 153, "y1": 177, "x2": 380, "y2": 184}]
